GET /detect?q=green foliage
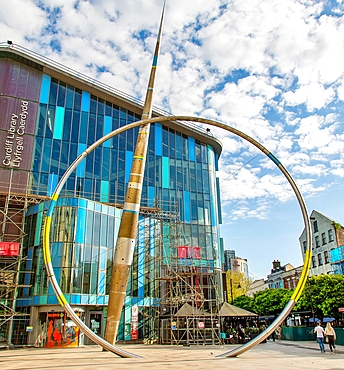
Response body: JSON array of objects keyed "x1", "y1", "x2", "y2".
[
  {"x1": 252, "y1": 289, "x2": 293, "y2": 316},
  {"x1": 234, "y1": 275, "x2": 344, "y2": 319},
  {"x1": 232, "y1": 289, "x2": 293, "y2": 316},
  {"x1": 232, "y1": 295, "x2": 255, "y2": 313},
  {"x1": 333, "y1": 221, "x2": 342, "y2": 230},
  {"x1": 295, "y1": 274, "x2": 344, "y2": 318}
]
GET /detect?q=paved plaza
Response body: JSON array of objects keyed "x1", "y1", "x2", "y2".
[{"x1": 1, "y1": 340, "x2": 343, "y2": 370}]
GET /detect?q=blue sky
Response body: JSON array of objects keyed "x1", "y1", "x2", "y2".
[{"x1": 1, "y1": 0, "x2": 344, "y2": 278}]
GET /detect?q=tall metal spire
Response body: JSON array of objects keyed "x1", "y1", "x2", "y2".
[{"x1": 104, "y1": 1, "x2": 166, "y2": 345}]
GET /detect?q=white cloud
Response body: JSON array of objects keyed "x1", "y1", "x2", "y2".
[{"x1": 283, "y1": 83, "x2": 335, "y2": 111}]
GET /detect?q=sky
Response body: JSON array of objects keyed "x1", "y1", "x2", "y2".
[{"x1": 1, "y1": 0, "x2": 344, "y2": 279}]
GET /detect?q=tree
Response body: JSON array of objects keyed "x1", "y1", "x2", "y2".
[
  {"x1": 252, "y1": 289, "x2": 293, "y2": 316},
  {"x1": 295, "y1": 274, "x2": 344, "y2": 318},
  {"x1": 232, "y1": 289, "x2": 292, "y2": 316},
  {"x1": 225, "y1": 270, "x2": 249, "y2": 303},
  {"x1": 232, "y1": 295, "x2": 255, "y2": 313}
]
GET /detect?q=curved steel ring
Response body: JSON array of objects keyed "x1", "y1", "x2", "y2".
[{"x1": 43, "y1": 115, "x2": 311, "y2": 358}]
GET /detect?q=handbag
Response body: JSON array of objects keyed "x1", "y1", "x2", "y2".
[{"x1": 325, "y1": 336, "x2": 328, "y2": 343}]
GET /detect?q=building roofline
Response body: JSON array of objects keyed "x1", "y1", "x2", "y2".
[{"x1": 0, "y1": 43, "x2": 223, "y2": 156}]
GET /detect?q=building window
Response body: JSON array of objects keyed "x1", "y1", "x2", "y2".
[
  {"x1": 321, "y1": 232, "x2": 327, "y2": 245},
  {"x1": 328, "y1": 229, "x2": 334, "y2": 242},
  {"x1": 318, "y1": 253, "x2": 323, "y2": 266},
  {"x1": 303, "y1": 241, "x2": 307, "y2": 253},
  {"x1": 315, "y1": 235, "x2": 320, "y2": 248},
  {"x1": 324, "y1": 251, "x2": 329, "y2": 264},
  {"x1": 313, "y1": 220, "x2": 318, "y2": 233},
  {"x1": 312, "y1": 256, "x2": 316, "y2": 268}
]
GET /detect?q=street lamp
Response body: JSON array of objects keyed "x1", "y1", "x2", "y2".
[{"x1": 229, "y1": 277, "x2": 241, "y2": 304}]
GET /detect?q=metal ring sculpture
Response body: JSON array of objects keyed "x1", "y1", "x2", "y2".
[{"x1": 43, "y1": 115, "x2": 311, "y2": 358}]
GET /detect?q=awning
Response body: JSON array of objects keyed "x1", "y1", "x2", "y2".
[
  {"x1": 219, "y1": 302, "x2": 258, "y2": 317},
  {"x1": 174, "y1": 303, "x2": 211, "y2": 316},
  {"x1": 308, "y1": 318, "x2": 321, "y2": 323},
  {"x1": 323, "y1": 317, "x2": 335, "y2": 323}
]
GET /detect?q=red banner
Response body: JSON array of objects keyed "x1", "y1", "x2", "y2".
[
  {"x1": 0, "y1": 242, "x2": 20, "y2": 256},
  {"x1": 178, "y1": 246, "x2": 201, "y2": 259}
]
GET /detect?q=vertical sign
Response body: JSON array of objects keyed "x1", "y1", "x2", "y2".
[{"x1": 131, "y1": 305, "x2": 138, "y2": 340}]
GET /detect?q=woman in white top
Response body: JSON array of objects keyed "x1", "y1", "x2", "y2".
[
  {"x1": 314, "y1": 321, "x2": 325, "y2": 353},
  {"x1": 324, "y1": 322, "x2": 337, "y2": 354}
]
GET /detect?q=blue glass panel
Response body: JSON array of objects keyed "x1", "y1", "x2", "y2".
[
  {"x1": 208, "y1": 145, "x2": 214, "y2": 165},
  {"x1": 76, "y1": 143, "x2": 86, "y2": 177},
  {"x1": 148, "y1": 186, "x2": 155, "y2": 207},
  {"x1": 50, "y1": 139, "x2": 61, "y2": 173},
  {"x1": 41, "y1": 138, "x2": 52, "y2": 172},
  {"x1": 66, "y1": 85, "x2": 74, "y2": 109},
  {"x1": 87, "y1": 114, "x2": 96, "y2": 145},
  {"x1": 96, "y1": 115, "x2": 104, "y2": 141},
  {"x1": 125, "y1": 151, "x2": 133, "y2": 183},
  {"x1": 34, "y1": 211, "x2": 43, "y2": 246},
  {"x1": 47, "y1": 174, "x2": 58, "y2": 197},
  {"x1": 215, "y1": 153, "x2": 219, "y2": 171},
  {"x1": 100, "y1": 181, "x2": 109, "y2": 203},
  {"x1": 189, "y1": 137, "x2": 195, "y2": 161},
  {"x1": 98, "y1": 271, "x2": 106, "y2": 295},
  {"x1": 26, "y1": 247, "x2": 33, "y2": 270},
  {"x1": 176, "y1": 133, "x2": 182, "y2": 159},
  {"x1": 39, "y1": 74, "x2": 51, "y2": 104},
  {"x1": 103, "y1": 116, "x2": 112, "y2": 147},
  {"x1": 53, "y1": 107, "x2": 64, "y2": 140},
  {"x1": 210, "y1": 194, "x2": 216, "y2": 226},
  {"x1": 57, "y1": 83, "x2": 66, "y2": 107},
  {"x1": 79, "y1": 111, "x2": 88, "y2": 144},
  {"x1": 97, "y1": 296, "x2": 105, "y2": 304},
  {"x1": 47, "y1": 295, "x2": 59, "y2": 304},
  {"x1": 105, "y1": 102, "x2": 112, "y2": 116},
  {"x1": 71, "y1": 294, "x2": 81, "y2": 304},
  {"x1": 76, "y1": 207, "x2": 87, "y2": 243},
  {"x1": 99, "y1": 246, "x2": 107, "y2": 269},
  {"x1": 74, "y1": 89, "x2": 82, "y2": 110},
  {"x1": 33, "y1": 136, "x2": 42, "y2": 171},
  {"x1": 81, "y1": 91, "x2": 90, "y2": 112},
  {"x1": 184, "y1": 191, "x2": 190, "y2": 222},
  {"x1": 62, "y1": 109, "x2": 72, "y2": 141},
  {"x1": 102, "y1": 147, "x2": 110, "y2": 180},
  {"x1": 98, "y1": 99, "x2": 105, "y2": 116},
  {"x1": 79, "y1": 198, "x2": 87, "y2": 208},
  {"x1": 90, "y1": 95, "x2": 97, "y2": 114},
  {"x1": 71, "y1": 111, "x2": 80, "y2": 143},
  {"x1": 81, "y1": 295, "x2": 89, "y2": 304},
  {"x1": 216, "y1": 177, "x2": 222, "y2": 224},
  {"x1": 60, "y1": 141, "x2": 69, "y2": 173},
  {"x1": 51, "y1": 244, "x2": 63, "y2": 268},
  {"x1": 49, "y1": 79, "x2": 58, "y2": 105},
  {"x1": 94, "y1": 148, "x2": 101, "y2": 180},
  {"x1": 37, "y1": 104, "x2": 47, "y2": 137},
  {"x1": 162, "y1": 157, "x2": 169, "y2": 188}
]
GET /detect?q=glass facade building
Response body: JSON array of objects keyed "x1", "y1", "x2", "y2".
[{"x1": 0, "y1": 45, "x2": 223, "y2": 346}]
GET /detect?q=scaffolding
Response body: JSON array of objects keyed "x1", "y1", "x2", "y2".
[
  {"x1": 134, "y1": 202, "x2": 222, "y2": 346},
  {"x1": 0, "y1": 171, "x2": 48, "y2": 346}
]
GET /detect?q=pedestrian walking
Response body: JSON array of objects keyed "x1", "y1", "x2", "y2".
[
  {"x1": 314, "y1": 321, "x2": 326, "y2": 353},
  {"x1": 324, "y1": 322, "x2": 337, "y2": 354}
]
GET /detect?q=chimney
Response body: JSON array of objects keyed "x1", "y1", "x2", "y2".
[{"x1": 272, "y1": 260, "x2": 281, "y2": 270}]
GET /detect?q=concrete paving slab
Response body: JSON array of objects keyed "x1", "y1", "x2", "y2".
[{"x1": 1, "y1": 340, "x2": 343, "y2": 370}]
